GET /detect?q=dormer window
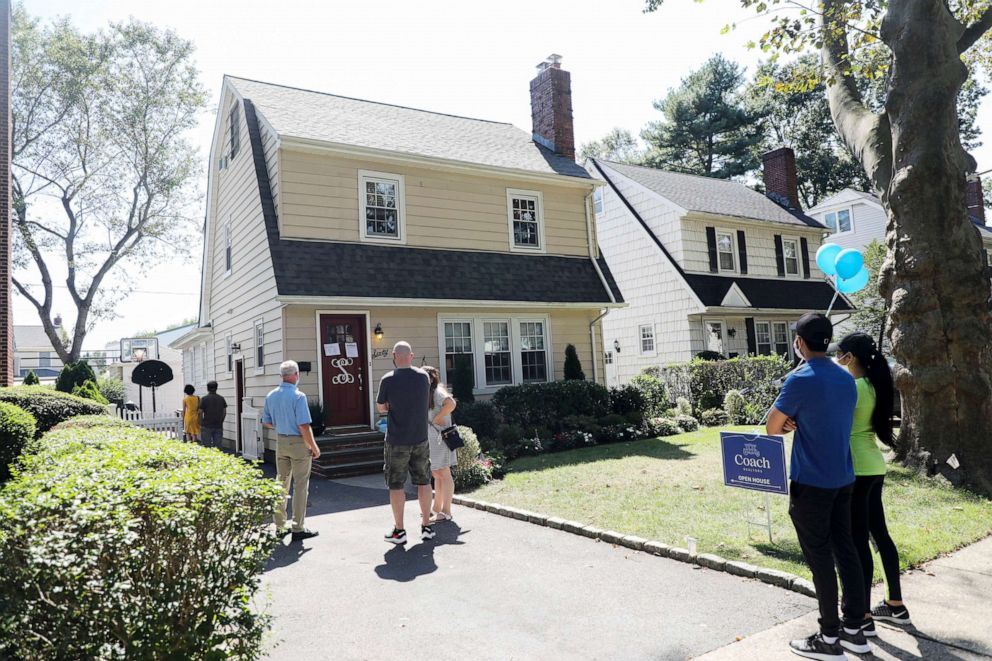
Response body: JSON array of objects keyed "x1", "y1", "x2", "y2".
[
  {"x1": 507, "y1": 189, "x2": 545, "y2": 252},
  {"x1": 359, "y1": 170, "x2": 405, "y2": 243},
  {"x1": 782, "y1": 237, "x2": 800, "y2": 276},
  {"x1": 716, "y1": 230, "x2": 736, "y2": 272}
]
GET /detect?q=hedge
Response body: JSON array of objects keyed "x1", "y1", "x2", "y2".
[
  {"x1": 660, "y1": 355, "x2": 791, "y2": 415},
  {"x1": 0, "y1": 403, "x2": 36, "y2": 483},
  {"x1": 491, "y1": 380, "x2": 610, "y2": 432},
  {"x1": 49, "y1": 414, "x2": 130, "y2": 433},
  {"x1": 72, "y1": 379, "x2": 110, "y2": 404},
  {"x1": 0, "y1": 386, "x2": 108, "y2": 437},
  {"x1": 0, "y1": 425, "x2": 283, "y2": 660}
]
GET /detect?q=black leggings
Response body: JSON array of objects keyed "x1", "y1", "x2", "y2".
[{"x1": 850, "y1": 474, "x2": 902, "y2": 610}]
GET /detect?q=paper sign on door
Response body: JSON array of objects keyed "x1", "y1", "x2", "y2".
[
  {"x1": 345, "y1": 342, "x2": 359, "y2": 358},
  {"x1": 323, "y1": 343, "x2": 341, "y2": 357}
]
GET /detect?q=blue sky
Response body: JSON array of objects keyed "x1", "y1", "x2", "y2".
[{"x1": 16, "y1": 0, "x2": 992, "y2": 347}]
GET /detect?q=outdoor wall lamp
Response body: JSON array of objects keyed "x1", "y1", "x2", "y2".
[
  {"x1": 727, "y1": 328, "x2": 737, "y2": 338},
  {"x1": 229, "y1": 342, "x2": 241, "y2": 353},
  {"x1": 374, "y1": 323, "x2": 384, "y2": 340},
  {"x1": 613, "y1": 339, "x2": 621, "y2": 353}
]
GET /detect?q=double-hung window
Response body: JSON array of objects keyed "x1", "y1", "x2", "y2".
[
  {"x1": 640, "y1": 324, "x2": 656, "y2": 355},
  {"x1": 519, "y1": 321, "x2": 548, "y2": 383},
  {"x1": 755, "y1": 321, "x2": 792, "y2": 358},
  {"x1": 225, "y1": 334, "x2": 233, "y2": 373},
  {"x1": 716, "y1": 230, "x2": 736, "y2": 272},
  {"x1": 824, "y1": 208, "x2": 853, "y2": 234},
  {"x1": 755, "y1": 322, "x2": 773, "y2": 356},
  {"x1": 443, "y1": 321, "x2": 474, "y2": 384},
  {"x1": 772, "y1": 322, "x2": 791, "y2": 357},
  {"x1": 507, "y1": 189, "x2": 545, "y2": 252},
  {"x1": 359, "y1": 170, "x2": 405, "y2": 243},
  {"x1": 782, "y1": 237, "x2": 800, "y2": 276},
  {"x1": 254, "y1": 320, "x2": 264, "y2": 374},
  {"x1": 483, "y1": 321, "x2": 513, "y2": 385},
  {"x1": 604, "y1": 351, "x2": 614, "y2": 365},
  {"x1": 592, "y1": 187, "x2": 604, "y2": 215},
  {"x1": 439, "y1": 316, "x2": 551, "y2": 391},
  {"x1": 224, "y1": 222, "x2": 232, "y2": 275}
]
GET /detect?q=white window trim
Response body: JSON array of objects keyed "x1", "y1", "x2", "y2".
[
  {"x1": 823, "y1": 206, "x2": 855, "y2": 236},
  {"x1": 604, "y1": 350, "x2": 613, "y2": 365},
  {"x1": 437, "y1": 314, "x2": 553, "y2": 395},
  {"x1": 754, "y1": 320, "x2": 794, "y2": 360},
  {"x1": 592, "y1": 187, "x2": 604, "y2": 215},
  {"x1": 780, "y1": 235, "x2": 802, "y2": 278},
  {"x1": 358, "y1": 169, "x2": 406, "y2": 245},
  {"x1": 639, "y1": 323, "x2": 657, "y2": 357},
  {"x1": 506, "y1": 188, "x2": 547, "y2": 254},
  {"x1": 196, "y1": 341, "x2": 207, "y2": 386},
  {"x1": 253, "y1": 318, "x2": 265, "y2": 375},
  {"x1": 225, "y1": 333, "x2": 233, "y2": 376},
  {"x1": 223, "y1": 221, "x2": 232, "y2": 278},
  {"x1": 715, "y1": 228, "x2": 738, "y2": 274},
  {"x1": 702, "y1": 317, "x2": 726, "y2": 356}
]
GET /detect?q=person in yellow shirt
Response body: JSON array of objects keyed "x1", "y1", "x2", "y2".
[
  {"x1": 832, "y1": 333, "x2": 910, "y2": 637},
  {"x1": 182, "y1": 384, "x2": 201, "y2": 442}
]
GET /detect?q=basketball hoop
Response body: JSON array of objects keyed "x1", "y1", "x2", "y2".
[
  {"x1": 120, "y1": 338, "x2": 159, "y2": 363},
  {"x1": 132, "y1": 348, "x2": 147, "y2": 363}
]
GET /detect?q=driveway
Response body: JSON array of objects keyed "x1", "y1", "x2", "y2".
[{"x1": 261, "y1": 474, "x2": 814, "y2": 660}]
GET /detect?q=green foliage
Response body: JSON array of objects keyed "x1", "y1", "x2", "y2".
[
  {"x1": 452, "y1": 426, "x2": 497, "y2": 490},
  {"x1": 0, "y1": 425, "x2": 282, "y2": 660},
  {"x1": 578, "y1": 127, "x2": 643, "y2": 164},
  {"x1": 724, "y1": 389, "x2": 748, "y2": 425},
  {"x1": 71, "y1": 379, "x2": 109, "y2": 404},
  {"x1": 642, "y1": 54, "x2": 765, "y2": 178},
  {"x1": 449, "y1": 354, "x2": 475, "y2": 403},
  {"x1": 663, "y1": 355, "x2": 791, "y2": 416},
  {"x1": 307, "y1": 399, "x2": 326, "y2": 436},
  {"x1": 630, "y1": 373, "x2": 670, "y2": 417},
  {"x1": 645, "y1": 417, "x2": 682, "y2": 437},
  {"x1": 563, "y1": 344, "x2": 585, "y2": 381},
  {"x1": 49, "y1": 414, "x2": 127, "y2": 432},
  {"x1": 675, "y1": 397, "x2": 693, "y2": 417},
  {"x1": 21, "y1": 370, "x2": 39, "y2": 386},
  {"x1": 492, "y1": 380, "x2": 610, "y2": 433},
  {"x1": 96, "y1": 375, "x2": 125, "y2": 403},
  {"x1": 700, "y1": 408, "x2": 731, "y2": 427},
  {"x1": 0, "y1": 386, "x2": 107, "y2": 437},
  {"x1": 55, "y1": 360, "x2": 96, "y2": 393},
  {"x1": 674, "y1": 414, "x2": 700, "y2": 433},
  {"x1": 453, "y1": 401, "x2": 499, "y2": 442},
  {"x1": 0, "y1": 402, "x2": 36, "y2": 482},
  {"x1": 609, "y1": 384, "x2": 646, "y2": 417},
  {"x1": 847, "y1": 239, "x2": 889, "y2": 351}
]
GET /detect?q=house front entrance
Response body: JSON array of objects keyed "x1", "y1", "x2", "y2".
[{"x1": 319, "y1": 314, "x2": 370, "y2": 429}]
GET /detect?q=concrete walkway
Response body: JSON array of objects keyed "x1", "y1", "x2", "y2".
[
  {"x1": 699, "y1": 536, "x2": 992, "y2": 660},
  {"x1": 261, "y1": 474, "x2": 814, "y2": 660}
]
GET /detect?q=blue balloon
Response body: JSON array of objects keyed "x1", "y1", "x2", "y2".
[
  {"x1": 834, "y1": 248, "x2": 865, "y2": 280},
  {"x1": 816, "y1": 243, "x2": 843, "y2": 276},
  {"x1": 837, "y1": 266, "x2": 870, "y2": 294}
]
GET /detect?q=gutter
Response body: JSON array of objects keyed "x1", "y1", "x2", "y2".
[
  {"x1": 589, "y1": 309, "x2": 609, "y2": 385},
  {"x1": 584, "y1": 191, "x2": 615, "y2": 386}
]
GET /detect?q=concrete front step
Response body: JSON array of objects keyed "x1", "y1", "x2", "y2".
[
  {"x1": 311, "y1": 429, "x2": 385, "y2": 478},
  {"x1": 311, "y1": 458, "x2": 383, "y2": 479}
]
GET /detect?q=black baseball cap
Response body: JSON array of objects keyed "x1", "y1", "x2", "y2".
[{"x1": 792, "y1": 312, "x2": 833, "y2": 351}]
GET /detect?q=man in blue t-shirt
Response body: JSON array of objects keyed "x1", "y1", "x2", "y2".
[{"x1": 767, "y1": 313, "x2": 869, "y2": 660}]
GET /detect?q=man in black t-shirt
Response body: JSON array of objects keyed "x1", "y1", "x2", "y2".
[
  {"x1": 376, "y1": 341, "x2": 433, "y2": 545},
  {"x1": 199, "y1": 381, "x2": 227, "y2": 449}
]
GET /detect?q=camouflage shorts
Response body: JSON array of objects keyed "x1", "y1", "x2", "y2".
[{"x1": 384, "y1": 441, "x2": 431, "y2": 490}]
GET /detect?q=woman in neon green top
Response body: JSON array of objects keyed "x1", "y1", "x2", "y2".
[{"x1": 833, "y1": 332, "x2": 910, "y2": 634}]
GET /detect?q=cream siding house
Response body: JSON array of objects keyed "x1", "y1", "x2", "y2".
[
  {"x1": 593, "y1": 148, "x2": 851, "y2": 385},
  {"x1": 174, "y1": 57, "x2": 622, "y2": 473}
]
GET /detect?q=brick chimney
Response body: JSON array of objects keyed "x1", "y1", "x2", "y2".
[
  {"x1": 530, "y1": 54, "x2": 574, "y2": 161},
  {"x1": 966, "y1": 174, "x2": 985, "y2": 223},
  {"x1": 762, "y1": 147, "x2": 801, "y2": 211}
]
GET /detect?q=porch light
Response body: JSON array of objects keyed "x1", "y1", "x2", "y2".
[
  {"x1": 613, "y1": 339, "x2": 621, "y2": 354},
  {"x1": 230, "y1": 342, "x2": 241, "y2": 353},
  {"x1": 374, "y1": 323, "x2": 384, "y2": 340}
]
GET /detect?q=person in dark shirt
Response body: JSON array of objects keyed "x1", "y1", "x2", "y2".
[
  {"x1": 376, "y1": 341, "x2": 434, "y2": 545},
  {"x1": 198, "y1": 381, "x2": 227, "y2": 450},
  {"x1": 767, "y1": 313, "x2": 869, "y2": 660}
]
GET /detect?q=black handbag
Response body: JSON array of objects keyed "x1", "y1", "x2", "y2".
[{"x1": 437, "y1": 424, "x2": 465, "y2": 451}]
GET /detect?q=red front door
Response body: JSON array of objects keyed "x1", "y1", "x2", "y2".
[{"x1": 319, "y1": 315, "x2": 370, "y2": 428}]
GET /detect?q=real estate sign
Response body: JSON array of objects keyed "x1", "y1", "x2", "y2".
[{"x1": 720, "y1": 432, "x2": 788, "y2": 496}]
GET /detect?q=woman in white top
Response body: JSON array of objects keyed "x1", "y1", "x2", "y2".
[{"x1": 424, "y1": 366, "x2": 457, "y2": 522}]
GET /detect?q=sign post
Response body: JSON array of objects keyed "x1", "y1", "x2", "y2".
[{"x1": 720, "y1": 431, "x2": 789, "y2": 543}]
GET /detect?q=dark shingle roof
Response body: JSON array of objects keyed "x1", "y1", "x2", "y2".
[
  {"x1": 684, "y1": 274, "x2": 852, "y2": 311},
  {"x1": 597, "y1": 160, "x2": 824, "y2": 229},
  {"x1": 228, "y1": 76, "x2": 589, "y2": 179},
  {"x1": 241, "y1": 99, "x2": 619, "y2": 306}
]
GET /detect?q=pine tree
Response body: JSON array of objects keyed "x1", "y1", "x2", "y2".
[{"x1": 563, "y1": 344, "x2": 585, "y2": 381}]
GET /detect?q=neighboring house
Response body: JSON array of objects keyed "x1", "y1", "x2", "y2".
[
  {"x1": 808, "y1": 177, "x2": 992, "y2": 265},
  {"x1": 13, "y1": 323, "x2": 63, "y2": 381},
  {"x1": 174, "y1": 55, "x2": 622, "y2": 457},
  {"x1": 592, "y1": 148, "x2": 851, "y2": 385},
  {"x1": 105, "y1": 324, "x2": 194, "y2": 416}
]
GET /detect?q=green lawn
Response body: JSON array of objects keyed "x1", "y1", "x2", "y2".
[{"x1": 472, "y1": 426, "x2": 992, "y2": 580}]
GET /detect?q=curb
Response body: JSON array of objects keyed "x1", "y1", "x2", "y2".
[{"x1": 452, "y1": 494, "x2": 817, "y2": 599}]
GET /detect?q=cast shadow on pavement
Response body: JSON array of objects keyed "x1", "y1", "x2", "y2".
[
  {"x1": 373, "y1": 522, "x2": 467, "y2": 583},
  {"x1": 267, "y1": 539, "x2": 314, "y2": 571}
]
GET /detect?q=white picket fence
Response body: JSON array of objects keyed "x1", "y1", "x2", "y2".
[{"x1": 117, "y1": 408, "x2": 183, "y2": 440}]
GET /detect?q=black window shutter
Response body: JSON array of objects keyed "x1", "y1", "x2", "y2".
[
  {"x1": 774, "y1": 235, "x2": 786, "y2": 277},
  {"x1": 737, "y1": 230, "x2": 748, "y2": 274},
  {"x1": 800, "y1": 237, "x2": 811, "y2": 279},
  {"x1": 745, "y1": 318, "x2": 757, "y2": 356},
  {"x1": 706, "y1": 227, "x2": 718, "y2": 273}
]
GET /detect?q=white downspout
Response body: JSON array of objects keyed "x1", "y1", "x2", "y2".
[{"x1": 585, "y1": 191, "x2": 615, "y2": 385}]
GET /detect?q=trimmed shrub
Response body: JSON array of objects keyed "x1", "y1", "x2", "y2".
[
  {"x1": 0, "y1": 386, "x2": 106, "y2": 437},
  {"x1": 662, "y1": 355, "x2": 790, "y2": 415},
  {"x1": 695, "y1": 350, "x2": 724, "y2": 361},
  {"x1": 55, "y1": 360, "x2": 96, "y2": 394},
  {"x1": 630, "y1": 373, "x2": 670, "y2": 417},
  {"x1": 492, "y1": 424, "x2": 524, "y2": 458},
  {"x1": 646, "y1": 417, "x2": 681, "y2": 437},
  {"x1": 674, "y1": 414, "x2": 700, "y2": 433},
  {"x1": 0, "y1": 402, "x2": 36, "y2": 482},
  {"x1": 675, "y1": 397, "x2": 693, "y2": 417},
  {"x1": 492, "y1": 380, "x2": 610, "y2": 432},
  {"x1": 609, "y1": 384, "x2": 646, "y2": 417},
  {"x1": 596, "y1": 413, "x2": 628, "y2": 428},
  {"x1": 72, "y1": 379, "x2": 110, "y2": 404},
  {"x1": 49, "y1": 414, "x2": 126, "y2": 432},
  {"x1": 453, "y1": 401, "x2": 500, "y2": 441},
  {"x1": 0, "y1": 426, "x2": 283, "y2": 660},
  {"x1": 563, "y1": 344, "x2": 585, "y2": 380},
  {"x1": 700, "y1": 408, "x2": 730, "y2": 427},
  {"x1": 452, "y1": 426, "x2": 496, "y2": 490},
  {"x1": 97, "y1": 375, "x2": 125, "y2": 404},
  {"x1": 22, "y1": 370, "x2": 40, "y2": 386},
  {"x1": 724, "y1": 389, "x2": 747, "y2": 424}
]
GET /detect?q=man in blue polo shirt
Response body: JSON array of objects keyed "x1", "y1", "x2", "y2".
[
  {"x1": 767, "y1": 313, "x2": 869, "y2": 660},
  {"x1": 262, "y1": 360, "x2": 321, "y2": 541}
]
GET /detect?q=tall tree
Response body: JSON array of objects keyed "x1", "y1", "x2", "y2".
[
  {"x1": 646, "y1": 0, "x2": 992, "y2": 494},
  {"x1": 11, "y1": 7, "x2": 206, "y2": 363},
  {"x1": 578, "y1": 128, "x2": 642, "y2": 164},
  {"x1": 641, "y1": 53, "x2": 765, "y2": 178}
]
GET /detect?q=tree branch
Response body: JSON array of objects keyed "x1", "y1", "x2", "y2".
[{"x1": 958, "y1": 7, "x2": 992, "y2": 53}]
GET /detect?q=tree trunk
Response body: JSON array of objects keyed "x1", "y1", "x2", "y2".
[{"x1": 878, "y1": 1, "x2": 992, "y2": 494}]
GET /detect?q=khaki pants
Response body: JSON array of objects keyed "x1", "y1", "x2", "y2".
[{"x1": 274, "y1": 435, "x2": 312, "y2": 532}]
